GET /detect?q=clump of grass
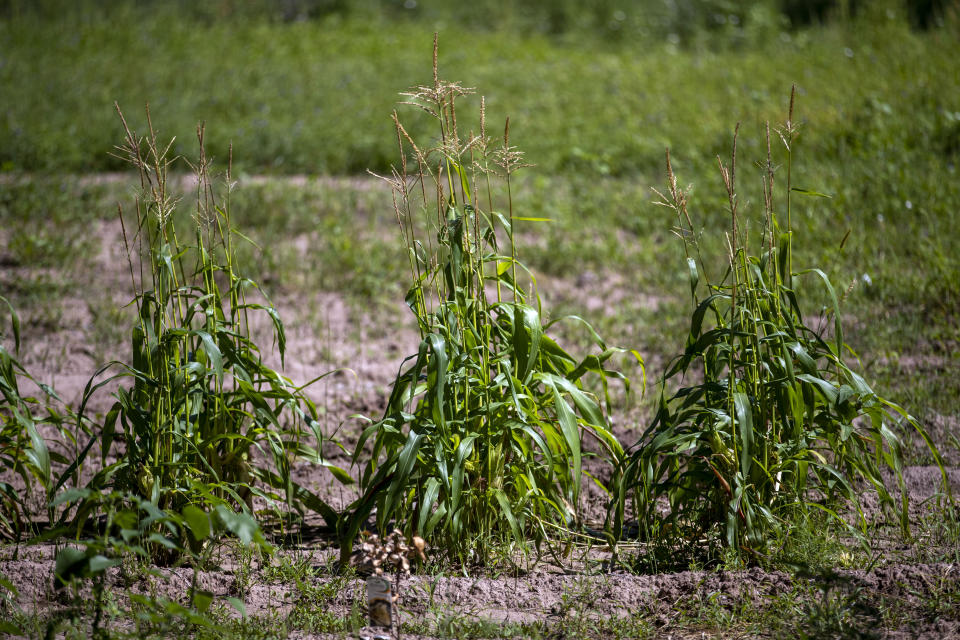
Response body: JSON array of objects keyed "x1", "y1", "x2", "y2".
[
  {"x1": 610, "y1": 88, "x2": 951, "y2": 566},
  {"x1": 52, "y1": 107, "x2": 349, "y2": 557},
  {"x1": 340, "y1": 38, "x2": 638, "y2": 566}
]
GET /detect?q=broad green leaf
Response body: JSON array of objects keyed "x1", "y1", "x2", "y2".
[
  {"x1": 0, "y1": 575, "x2": 17, "y2": 596},
  {"x1": 549, "y1": 382, "x2": 581, "y2": 503},
  {"x1": 195, "y1": 330, "x2": 223, "y2": 383},
  {"x1": 517, "y1": 305, "x2": 543, "y2": 382},
  {"x1": 322, "y1": 463, "x2": 354, "y2": 486},
  {"x1": 192, "y1": 589, "x2": 214, "y2": 614},
  {"x1": 147, "y1": 533, "x2": 181, "y2": 551},
  {"x1": 87, "y1": 554, "x2": 119, "y2": 574},
  {"x1": 51, "y1": 487, "x2": 91, "y2": 507},
  {"x1": 686, "y1": 257, "x2": 699, "y2": 299},
  {"x1": 0, "y1": 295, "x2": 20, "y2": 354},
  {"x1": 226, "y1": 596, "x2": 247, "y2": 620},
  {"x1": 797, "y1": 374, "x2": 840, "y2": 405},
  {"x1": 54, "y1": 547, "x2": 88, "y2": 588},
  {"x1": 214, "y1": 506, "x2": 264, "y2": 547},
  {"x1": 21, "y1": 412, "x2": 51, "y2": 489},
  {"x1": 417, "y1": 477, "x2": 442, "y2": 534},
  {"x1": 493, "y1": 489, "x2": 523, "y2": 547},
  {"x1": 182, "y1": 505, "x2": 210, "y2": 541},
  {"x1": 383, "y1": 430, "x2": 423, "y2": 526}
]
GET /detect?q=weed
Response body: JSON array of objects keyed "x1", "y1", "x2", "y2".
[
  {"x1": 286, "y1": 572, "x2": 355, "y2": 634},
  {"x1": 261, "y1": 551, "x2": 315, "y2": 584},
  {"x1": 0, "y1": 572, "x2": 25, "y2": 636},
  {"x1": 793, "y1": 573, "x2": 882, "y2": 640}
]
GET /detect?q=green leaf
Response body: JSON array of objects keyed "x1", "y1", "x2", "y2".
[
  {"x1": 550, "y1": 374, "x2": 605, "y2": 429},
  {"x1": 289, "y1": 483, "x2": 339, "y2": 527},
  {"x1": 423, "y1": 333, "x2": 447, "y2": 423},
  {"x1": 147, "y1": 533, "x2": 181, "y2": 551},
  {"x1": 86, "y1": 554, "x2": 118, "y2": 574},
  {"x1": 797, "y1": 374, "x2": 840, "y2": 405},
  {"x1": 51, "y1": 487, "x2": 91, "y2": 507},
  {"x1": 0, "y1": 622, "x2": 22, "y2": 635},
  {"x1": 195, "y1": 330, "x2": 223, "y2": 383},
  {"x1": 0, "y1": 295, "x2": 20, "y2": 354},
  {"x1": 733, "y1": 393, "x2": 754, "y2": 479},
  {"x1": 790, "y1": 187, "x2": 832, "y2": 198},
  {"x1": 417, "y1": 477, "x2": 442, "y2": 534},
  {"x1": 382, "y1": 430, "x2": 423, "y2": 526},
  {"x1": 323, "y1": 463, "x2": 355, "y2": 486},
  {"x1": 214, "y1": 506, "x2": 264, "y2": 547},
  {"x1": 192, "y1": 589, "x2": 214, "y2": 614},
  {"x1": 0, "y1": 575, "x2": 18, "y2": 596},
  {"x1": 226, "y1": 596, "x2": 247, "y2": 620},
  {"x1": 22, "y1": 413, "x2": 51, "y2": 489},
  {"x1": 786, "y1": 341, "x2": 817, "y2": 375},
  {"x1": 100, "y1": 402, "x2": 121, "y2": 467},
  {"x1": 493, "y1": 489, "x2": 523, "y2": 547},
  {"x1": 548, "y1": 381, "x2": 581, "y2": 504},
  {"x1": 450, "y1": 434, "x2": 478, "y2": 515},
  {"x1": 182, "y1": 505, "x2": 210, "y2": 541},
  {"x1": 54, "y1": 547, "x2": 88, "y2": 588},
  {"x1": 686, "y1": 257, "x2": 699, "y2": 299}
]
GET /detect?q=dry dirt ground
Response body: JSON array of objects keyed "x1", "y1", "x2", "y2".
[{"x1": 1, "y1": 177, "x2": 958, "y2": 639}]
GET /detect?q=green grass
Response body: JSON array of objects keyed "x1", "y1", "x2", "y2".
[{"x1": 2, "y1": 5, "x2": 957, "y2": 178}]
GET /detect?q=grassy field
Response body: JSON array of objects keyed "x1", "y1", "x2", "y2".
[{"x1": 1, "y1": 2, "x2": 959, "y2": 638}]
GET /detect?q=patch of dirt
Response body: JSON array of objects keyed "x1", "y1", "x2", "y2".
[{"x1": 3, "y1": 541, "x2": 957, "y2": 638}]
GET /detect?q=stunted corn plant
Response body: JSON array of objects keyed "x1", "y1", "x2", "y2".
[
  {"x1": 51, "y1": 107, "x2": 348, "y2": 555},
  {"x1": 609, "y1": 88, "x2": 951, "y2": 566},
  {"x1": 0, "y1": 296, "x2": 73, "y2": 541},
  {"x1": 340, "y1": 38, "x2": 638, "y2": 565}
]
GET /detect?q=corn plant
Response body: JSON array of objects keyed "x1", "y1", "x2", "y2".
[
  {"x1": 340, "y1": 39, "x2": 638, "y2": 565},
  {"x1": 0, "y1": 296, "x2": 73, "y2": 541},
  {"x1": 609, "y1": 88, "x2": 951, "y2": 565},
  {"x1": 50, "y1": 107, "x2": 347, "y2": 554}
]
